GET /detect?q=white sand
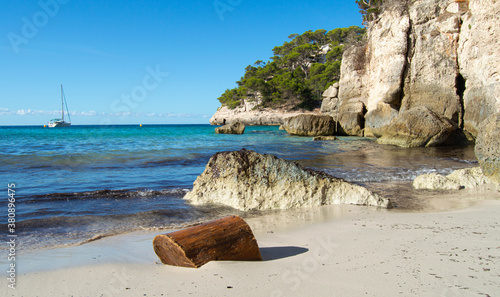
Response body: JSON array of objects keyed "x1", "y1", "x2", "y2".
[{"x1": 4, "y1": 189, "x2": 500, "y2": 297}]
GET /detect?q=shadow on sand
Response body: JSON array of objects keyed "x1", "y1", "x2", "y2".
[{"x1": 260, "y1": 246, "x2": 308, "y2": 261}]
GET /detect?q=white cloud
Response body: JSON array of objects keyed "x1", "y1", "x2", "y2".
[
  {"x1": 5, "y1": 108, "x2": 210, "y2": 119},
  {"x1": 15, "y1": 109, "x2": 59, "y2": 116},
  {"x1": 0, "y1": 108, "x2": 12, "y2": 115}
]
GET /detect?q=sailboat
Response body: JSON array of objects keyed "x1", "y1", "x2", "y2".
[{"x1": 48, "y1": 85, "x2": 71, "y2": 127}]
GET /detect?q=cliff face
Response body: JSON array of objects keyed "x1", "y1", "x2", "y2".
[
  {"x1": 458, "y1": 0, "x2": 500, "y2": 136},
  {"x1": 209, "y1": 98, "x2": 319, "y2": 126},
  {"x1": 338, "y1": 0, "x2": 500, "y2": 139}
]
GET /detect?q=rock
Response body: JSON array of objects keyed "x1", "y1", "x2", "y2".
[
  {"x1": 313, "y1": 136, "x2": 338, "y2": 141},
  {"x1": 338, "y1": 100, "x2": 366, "y2": 137},
  {"x1": 322, "y1": 84, "x2": 338, "y2": 99},
  {"x1": 413, "y1": 173, "x2": 462, "y2": 190},
  {"x1": 365, "y1": 103, "x2": 400, "y2": 137},
  {"x1": 338, "y1": 0, "x2": 500, "y2": 140},
  {"x1": 320, "y1": 97, "x2": 340, "y2": 119},
  {"x1": 413, "y1": 167, "x2": 492, "y2": 190},
  {"x1": 475, "y1": 114, "x2": 500, "y2": 184},
  {"x1": 215, "y1": 122, "x2": 245, "y2": 134},
  {"x1": 209, "y1": 98, "x2": 319, "y2": 126},
  {"x1": 320, "y1": 84, "x2": 341, "y2": 122},
  {"x1": 377, "y1": 106, "x2": 457, "y2": 147},
  {"x1": 339, "y1": 3, "x2": 410, "y2": 135},
  {"x1": 282, "y1": 114, "x2": 335, "y2": 137},
  {"x1": 459, "y1": 0, "x2": 500, "y2": 137},
  {"x1": 399, "y1": 0, "x2": 465, "y2": 125},
  {"x1": 447, "y1": 167, "x2": 492, "y2": 189},
  {"x1": 184, "y1": 149, "x2": 392, "y2": 210}
]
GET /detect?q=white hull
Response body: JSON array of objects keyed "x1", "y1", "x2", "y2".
[{"x1": 48, "y1": 120, "x2": 71, "y2": 128}]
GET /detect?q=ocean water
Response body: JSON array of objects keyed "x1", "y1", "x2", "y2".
[{"x1": 0, "y1": 125, "x2": 477, "y2": 252}]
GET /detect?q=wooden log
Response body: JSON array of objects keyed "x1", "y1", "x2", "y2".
[{"x1": 153, "y1": 215, "x2": 262, "y2": 268}]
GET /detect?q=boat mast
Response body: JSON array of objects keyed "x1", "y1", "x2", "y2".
[{"x1": 61, "y1": 84, "x2": 64, "y2": 122}]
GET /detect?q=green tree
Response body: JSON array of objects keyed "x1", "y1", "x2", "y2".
[
  {"x1": 217, "y1": 26, "x2": 365, "y2": 110},
  {"x1": 356, "y1": 0, "x2": 383, "y2": 25}
]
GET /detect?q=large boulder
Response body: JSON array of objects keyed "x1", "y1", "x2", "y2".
[
  {"x1": 184, "y1": 149, "x2": 392, "y2": 210},
  {"x1": 338, "y1": 100, "x2": 366, "y2": 137},
  {"x1": 475, "y1": 114, "x2": 500, "y2": 184},
  {"x1": 215, "y1": 122, "x2": 245, "y2": 134},
  {"x1": 282, "y1": 114, "x2": 335, "y2": 136},
  {"x1": 413, "y1": 167, "x2": 492, "y2": 190},
  {"x1": 322, "y1": 83, "x2": 339, "y2": 99},
  {"x1": 377, "y1": 106, "x2": 457, "y2": 147}
]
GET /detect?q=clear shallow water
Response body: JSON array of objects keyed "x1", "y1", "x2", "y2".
[{"x1": 0, "y1": 125, "x2": 477, "y2": 252}]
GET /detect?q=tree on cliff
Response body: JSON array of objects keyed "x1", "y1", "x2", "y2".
[
  {"x1": 217, "y1": 26, "x2": 365, "y2": 111},
  {"x1": 356, "y1": 0, "x2": 384, "y2": 25}
]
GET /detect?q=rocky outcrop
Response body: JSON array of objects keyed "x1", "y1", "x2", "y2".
[
  {"x1": 458, "y1": 0, "x2": 500, "y2": 137},
  {"x1": 282, "y1": 114, "x2": 335, "y2": 136},
  {"x1": 399, "y1": 0, "x2": 467, "y2": 126},
  {"x1": 210, "y1": 98, "x2": 319, "y2": 126},
  {"x1": 377, "y1": 106, "x2": 457, "y2": 147},
  {"x1": 413, "y1": 173, "x2": 462, "y2": 190},
  {"x1": 215, "y1": 122, "x2": 245, "y2": 134},
  {"x1": 320, "y1": 83, "x2": 340, "y2": 119},
  {"x1": 338, "y1": 0, "x2": 500, "y2": 141},
  {"x1": 322, "y1": 82, "x2": 365, "y2": 136},
  {"x1": 338, "y1": 100, "x2": 366, "y2": 136},
  {"x1": 475, "y1": 114, "x2": 500, "y2": 184},
  {"x1": 339, "y1": 2, "x2": 410, "y2": 137},
  {"x1": 184, "y1": 149, "x2": 392, "y2": 210},
  {"x1": 413, "y1": 167, "x2": 492, "y2": 190}
]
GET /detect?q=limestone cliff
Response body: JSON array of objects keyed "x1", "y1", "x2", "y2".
[
  {"x1": 209, "y1": 98, "x2": 320, "y2": 126},
  {"x1": 337, "y1": 0, "x2": 500, "y2": 140}
]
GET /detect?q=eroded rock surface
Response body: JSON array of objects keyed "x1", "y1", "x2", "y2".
[
  {"x1": 215, "y1": 122, "x2": 246, "y2": 134},
  {"x1": 377, "y1": 106, "x2": 456, "y2": 147},
  {"x1": 337, "y1": 0, "x2": 500, "y2": 140},
  {"x1": 184, "y1": 149, "x2": 392, "y2": 210},
  {"x1": 282, "y1": 114, "x2": 335, "y2": 137},
  {"x1": 413, "y1": 167, "x2": 492, "y2": 190},
  {"x1": 475, "y1": 114, "x2": 500, "y2": 184}
]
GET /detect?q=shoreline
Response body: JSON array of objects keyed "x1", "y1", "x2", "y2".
[{"x1": 5, "y1": 187, "x2": 500, "y2": 297}]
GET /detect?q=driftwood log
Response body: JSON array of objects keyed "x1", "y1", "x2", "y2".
[{"x1": 153, "y1": 215, "x2": 262, "y2": 268}]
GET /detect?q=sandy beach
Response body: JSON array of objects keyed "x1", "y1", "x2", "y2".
[{"x1": 5, "y1": 186, "x2": 500, "y2": 297}]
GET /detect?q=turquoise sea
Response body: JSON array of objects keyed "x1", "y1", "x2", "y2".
[{"x1": 0, "y1": 124, "x2": 477, "y2": 252}]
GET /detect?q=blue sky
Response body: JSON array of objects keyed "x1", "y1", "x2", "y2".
[{"x1": 0, "y1": 0, "x2": 362, "y2": 125}]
